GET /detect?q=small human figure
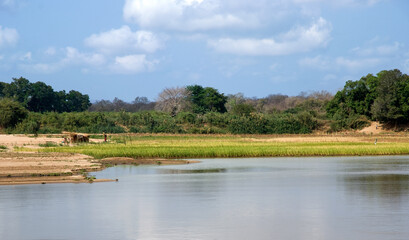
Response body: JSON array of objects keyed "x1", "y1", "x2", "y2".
[
  {"x1": 103, "y1": 132, "x2": 107, "y2": 142},
  {"x1": 376, "y1": 124, "x2": 378, "y2": 130},
  {"x1": 374, "y1": 138, "x2": 377, "y2": 145}
]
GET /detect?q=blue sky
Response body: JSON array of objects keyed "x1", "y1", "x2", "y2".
[{"x1": 1, "y1": 0, "x2": 409, "y2": 102}]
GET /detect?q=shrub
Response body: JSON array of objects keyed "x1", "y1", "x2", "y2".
[{"x1": 0, "y1": 98, "x2": 28, "y2": 129}]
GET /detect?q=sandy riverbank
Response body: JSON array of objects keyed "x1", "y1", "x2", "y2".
[{"x1": 0, "y1": 134, "x2": 196, "y2": 185}]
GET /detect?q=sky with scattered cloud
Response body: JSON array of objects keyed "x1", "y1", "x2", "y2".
[{"x1": 0, "y1": 0, "x2": 408, "y2": 101}]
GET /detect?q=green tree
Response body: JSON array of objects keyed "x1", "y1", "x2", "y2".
[
  {"x1": 326, "y1": 78, "x2": 372, "y2": 118},
  {"x1": 0, "y1": 82, "x2": 8, "y2": 98},
  {"x1": 0, "y1": 98, "x2": 28, "y2": 129},
  {"x1": 27, "y1": 81, "x2": 57, "y2": 112},
  {"x1": 3, "y1": 77, "x2": 32, "y2": 105},
  {"x1": 399, "y1": 74, "x2": 409, "y2": 119},
  {"x1": 371, "y1": 69, "x2": 406, "y2": 122},
  {"x1": 232, "y1": 103, "x2": 255, "y2": 116},
  {"x1": 186, "y1": 85, "x2": 227, "y2": 113},
  {"x1": 65, "y1": 90, "x2": 91, "y2": 112}
]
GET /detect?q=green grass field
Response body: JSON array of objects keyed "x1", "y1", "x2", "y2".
[{"x1": 32, "y1": 134, "x2": 409, "y2": 159}]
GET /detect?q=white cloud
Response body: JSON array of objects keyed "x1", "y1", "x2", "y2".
[
  {"x1": 64, "y1": 47, "x2": 106, "y2": 66},
  {"x1": 84, "y1": 26, "x2": 162, "y2": 54},
  {"x1": 0, "y1": 25, "x2": 18, "y2": 48},
  {"x1": 20, "y1": 52, "x2": 31, "y2": 61},
  {"x1": 27, "y1": 63, "x2": 61, "y2": 74},
  {"x1": 335, "y1": 57, "x2": 381, "y2": 71},
  {"x1": 300, "y1": 55, "x2": 382, "y2": 72},
  {"x1": 21, "y1": 47, "x2": 158, "y2": 75},
  {"x1": 352, "y1": 42, "x2": 402, "y2": 56},
  {"x1": 332, "y1": 0, "x2": 382, "y2": 7},
  {"x1": 299, "y1": 55, "x2": 330, "y2": 70},
  {"x1": 21, "y1": 47, "x2": 106, "y2": 74},
  {"x1": 44, "y1": 47, "x2": 56, "y2": 56},
  {"x1": 123, "y1": 0, "x2": 255, "y2": 31},
  {"x1": 208, "y1": 17, "x2": 332, "y2": 56},
  {"x1": 111, "y1": 54, "x2": 157, "y2": 74},
  {"x1": 293, "y1": 0, "x2": 383, "y2": 6},
  {"x1": 183, "y1": 14, "x2": 245, "y2": 31}
]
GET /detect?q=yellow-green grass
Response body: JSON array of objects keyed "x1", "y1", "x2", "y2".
[{"x1": 26, "y1": 135, "x2": 409, "y2": 159}]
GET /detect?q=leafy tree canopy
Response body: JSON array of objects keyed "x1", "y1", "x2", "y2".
[
  {"x1": 327, "y1": 69, "x2": 409, "y2": 124},
  {"x1": 1, "y1": 77, "x2": 91, "y2": 113},
  {"x1": 186, "y1": 85, "x2": 227, "y2": 114},
  {"x1": 0, "y1": 98, "x2": 28, "y2": 128}
]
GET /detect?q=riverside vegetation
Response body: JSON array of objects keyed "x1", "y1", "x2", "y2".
[
  {"x1": 1, "y1": 69, "x2": 409, "y2": 136},
  {"x1": 34, "y1": 134, "x2": 409, "y2": 159},
  {"x1": 4, "y1": 69, "x2": 409, "y2": 184}
]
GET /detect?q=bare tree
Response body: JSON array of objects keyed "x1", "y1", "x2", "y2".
[
  {"x1": 308, "y1": 90, "x2": 333, "y2": 101},
  {"x1": 225, "y1": 93, "x2": 246, "y2": 112},
  {"x1": 155, "y1": 87, "x2": 190, "y2": 116}
]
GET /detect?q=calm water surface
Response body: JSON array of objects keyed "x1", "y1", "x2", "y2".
[{"x1": 1, "y1": 156, "x2": 409, "y2": 240}]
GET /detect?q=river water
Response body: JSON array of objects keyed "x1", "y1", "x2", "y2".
[{"x1": 1, "y1": 156, "x2": 409, "y2": 240}]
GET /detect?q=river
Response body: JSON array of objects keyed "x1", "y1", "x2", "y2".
[{"x1": 1, "y1": 156, "x2": 409, "y2": 240}]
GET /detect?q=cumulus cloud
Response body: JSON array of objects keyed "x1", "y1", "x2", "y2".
[
  {"x1": 0, "y1": 25, "x2": 18, "y2": 48},
  {"x1": 63, "y1": 47, "x2": 105, "y2": 66},
  {"x1": 110, "y1": 54, "x2": 157, "y2": 74},
  {"x1": 21, "y1": 47, "x2": 106, "y2": 73},
  {"x1": 208, "y1": 17, "x2": 332, "y2": 56},
  {"x1": 123, "y1": 0, "x2": 255, "y2": 31},
  {"x1": 123, "y1": 0, "x2": 384, "y2": 32},
  {"x1": 84, "y1": 26, "x2": 162, "y2": 54},
  {"x1": 21, "y1": 47, "x2": 158, "y2": 75}
]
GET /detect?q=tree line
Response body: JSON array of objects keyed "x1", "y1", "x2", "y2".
[
  {"x1": 1, "y1": 69, "x2": 408, "y2": 134},
  {"x1": 326, "y1": 69, "x2": 409, "y2": 130},
  {"x1": 0, "y1": 77, "x2": 91, "y2": 112}
]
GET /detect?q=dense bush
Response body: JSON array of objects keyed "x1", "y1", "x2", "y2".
[
  {"x1": 0, "y1": 98, "x2": 28, "y2": 129},
  {"x1": 327, "y1": 69, "x2": 409, "y2": 128},
  {"x1": 4, "y1": 110, "x2": 320, "y2": 135},
  {"x1": 228, "y1": 113, "x2": 313, "y2": 134}
]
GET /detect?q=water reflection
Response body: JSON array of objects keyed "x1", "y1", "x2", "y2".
[
  {"x1": 2, "y1": 156, "x2": 409, "y2": 240},
  {"x1": 158, "y1": 168, "x2": 227, "y2": 174},
  {"x1": 341, "y1": 174, "x2": 409, "y2": 199},
  {"x1": 157, "y1": 167, "x2": 288, "y2": 174}
]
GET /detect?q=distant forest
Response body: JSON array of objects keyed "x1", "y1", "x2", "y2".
[{"x1": 1, "y1": 69, "x2": 408, "y2": 134}]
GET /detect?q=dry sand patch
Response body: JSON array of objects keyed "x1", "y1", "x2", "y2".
[
  {"x1": 0, "y1": 134, "x2": 109, "y2": 185},
  {"x1": 0, "y1": 134, "x2": 103, "y2": 148}
]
